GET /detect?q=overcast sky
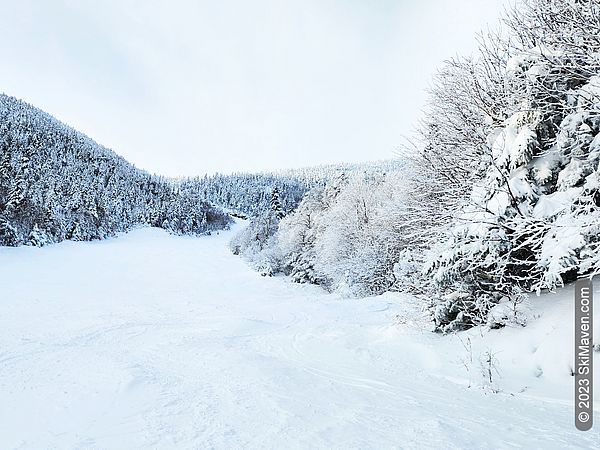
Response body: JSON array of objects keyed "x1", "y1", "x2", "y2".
[{"x1": 0, "y1": 0, "x2": 508, "y2": 176}]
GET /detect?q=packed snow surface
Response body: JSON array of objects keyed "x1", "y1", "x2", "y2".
[{"x1": 0, "y1": 222, "x2": 598, "y2": 449}]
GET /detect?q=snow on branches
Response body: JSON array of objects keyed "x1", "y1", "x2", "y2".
[{"x1": 426, "y1": 0, "x2": 600, "y2": 331}]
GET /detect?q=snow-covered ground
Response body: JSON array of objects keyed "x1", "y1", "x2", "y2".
[{"x1": 0, "y1": 222, "x2": 598, "y2": 449}]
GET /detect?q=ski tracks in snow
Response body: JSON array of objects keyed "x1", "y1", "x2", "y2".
[{"x1": 0, "y1": 224, "x2": 598, "y2": 449}]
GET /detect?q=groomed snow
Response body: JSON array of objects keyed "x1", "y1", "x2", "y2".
[{"x1": 0, "y1": 222, "x2": 598, "y2": 449}]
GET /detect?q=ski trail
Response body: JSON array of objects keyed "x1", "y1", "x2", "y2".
[{"x1": 0, "y1": 223, "x2": 598, "y2": 449}]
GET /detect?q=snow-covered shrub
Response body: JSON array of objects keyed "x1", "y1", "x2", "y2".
[{"x1": 392, "y1": 249, "x2": 425, "y2": 294}]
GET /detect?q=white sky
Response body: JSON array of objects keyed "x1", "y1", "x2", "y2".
[{"x1": 0, "y1": 0, "x2": 508, "y2": 176}]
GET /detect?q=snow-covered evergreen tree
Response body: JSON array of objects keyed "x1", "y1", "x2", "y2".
[
  {"x1": 426, "y1": 0, "x2": 600, "y2": 331},
  {"x1": 270, "y1": 186, "x2": 285, "y2": 220}
]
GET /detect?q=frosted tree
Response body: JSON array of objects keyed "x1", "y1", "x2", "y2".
[
  {"x1": 426, "y1": 0, "x2": 600, "y2": 331},
  {"x1": 272, "y1": 172, "x2": 410, "y2": 296},
  {"x1": 276, "y1": 187, "x2": 326, "y2": 284},
  {"x1": 270, "y1": 186, "x2": 285, "y2": 220}
]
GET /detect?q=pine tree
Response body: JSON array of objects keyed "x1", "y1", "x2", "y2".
[{"x1": 270, "y1": 186, "x2": 285, "y2": 220}]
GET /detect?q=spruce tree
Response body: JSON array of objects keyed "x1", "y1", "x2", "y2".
[{"x1": 270, "y1": 186, "x2": 285, "y2": 220}]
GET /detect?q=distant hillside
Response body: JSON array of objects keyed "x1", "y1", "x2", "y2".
[
  {"x1": 193, "y1": 159, "x2": 406, "y2": 218},
  {"x1": 0, "y1": 94, "x2": 231, "y2": 246},
  {"x1": 276, "y1": 159, "x2": 406, "y2": 182}
]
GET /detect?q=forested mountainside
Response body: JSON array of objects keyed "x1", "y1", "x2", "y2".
[
  {"x1": 232, "y1": 0, "x2": 600, "y2": 331},
  {"x1": 192, "y1": 173, "x2": 312, "y2": 218},
  {"x1": 0, "y1": 94, "x2": 231, "y2": 247},
  {"x1": 193, "y1": 159, "x2": 404, "y2": 218}
]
